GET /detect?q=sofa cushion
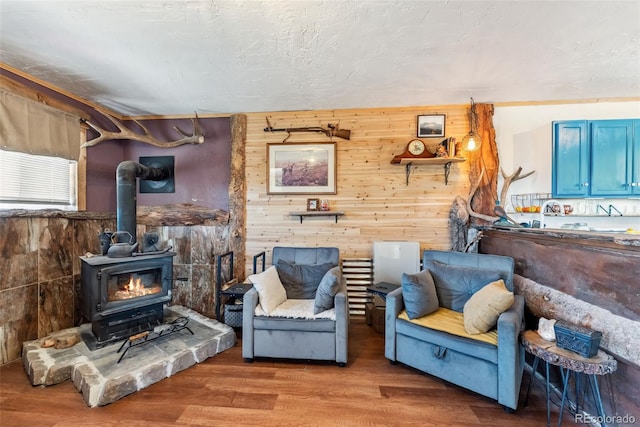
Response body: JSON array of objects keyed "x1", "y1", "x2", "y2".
[
  {"x1": 463, "y1": 279, "x2": 514, "y2": 334},
  {"x1": 398, "y1": 307, "x2": 498, "y2": 346},
  {"x1": 255, "y1": 299, "x2": 336, "y2": 321},
  {"x1": 426, "y1": 260, "x2": 502, "y2": 312},
  {"x1": 276, "y1": 260, "x2": 334, "y2": 299},
  {"x1": 314, "y1": 266, "x2": 342, "y2": 314},
  {"x1": 247, "y1": 265, "x2": 287, "y2": 314},
  {"x1": 401, "y1": 270, "x2": 439, "y2": 319}
]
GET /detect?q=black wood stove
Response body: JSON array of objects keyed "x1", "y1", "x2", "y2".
[
  {"x1": 80, "y1": 159, "x2": 176, "y2": 348},
  {"x1": 80, "y1": 252, "x2": 175, "y2": 347}
]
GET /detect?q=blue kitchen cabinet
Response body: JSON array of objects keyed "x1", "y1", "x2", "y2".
[
  {"x1": 589, "y1": 120, "x2": 633, "y2": 197},
  {"x1": 552, "y1": 121, "x2": 589, "y2": 197},
  {"x1": 633, "y1": 120, "x2": 640, "y2": 196},
  {"x1": 553, "y1": 119, "x2": 638, "y2": 198}
]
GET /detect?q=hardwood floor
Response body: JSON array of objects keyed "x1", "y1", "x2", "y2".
[{"x1": 1, "y1": 319, "x2": 575, "y2": 426}]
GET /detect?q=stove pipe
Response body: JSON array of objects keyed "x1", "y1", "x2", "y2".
[{"x1": 116, "y1": 160, "x2": 169, "y2": 243}]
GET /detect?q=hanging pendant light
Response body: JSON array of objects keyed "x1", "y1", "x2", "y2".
[{"x1": 461, "y1": 97, "x2": 482, "y2": 151}]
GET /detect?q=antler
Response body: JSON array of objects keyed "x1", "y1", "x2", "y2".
[
  {"x1": 82, "y1": 111, "x2": 205, "y2": 148},
  {"x1": 454, "y1": 165, "x2": 535, "y2": 226},
  {"x1": 499, "y1": 166, "x2": 535, "y2": 206}
]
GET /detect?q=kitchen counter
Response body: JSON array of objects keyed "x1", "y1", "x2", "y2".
[
  {"x1": 479, "y1": 226, "x2": 640, "y2": 320},
  {"x1": 487, "y1": 224, "x2": 640, "y2": 248},
  {"x1": 508, "y1": 210, "x2": 640, "y2": 232}
]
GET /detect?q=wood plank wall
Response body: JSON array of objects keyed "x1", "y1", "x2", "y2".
[{"x1": 243, "y1": 106, "x2": 471, "y2": 276}]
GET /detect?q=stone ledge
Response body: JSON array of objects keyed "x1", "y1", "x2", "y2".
[
  {"x1": 21, "y1": 305, "x2": 236, "y2": 407},
  {"x1": 0, "y1": 203, "x2": 230, "y2": 226}
]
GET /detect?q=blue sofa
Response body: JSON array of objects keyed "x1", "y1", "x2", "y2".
[
  {"x1": 242, "y1": 247, "x2": 349, "y2": 366},
  {"x1": 385, "y1": 250, "x2": 525, "y2": 410}
]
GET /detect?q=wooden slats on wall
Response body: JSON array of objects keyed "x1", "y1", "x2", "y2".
[
  {"x1": 243, "y1": 106, "x2": 471, "y2": 277},
  {"x1": 342, "y1": 258, "x2": 374, "y2": 316}
]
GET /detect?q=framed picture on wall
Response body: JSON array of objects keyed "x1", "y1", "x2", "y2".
[
  {"x1": 267, "y1": 142, "x2": 337, "y2": 195},
  {"x1": 417, "y1": 114, "x2": 446, "y2": 138}
]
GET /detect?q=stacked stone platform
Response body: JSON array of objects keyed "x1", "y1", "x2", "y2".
[{"x1": 22, "y1": 305, "x2": 235, "y2": 407}]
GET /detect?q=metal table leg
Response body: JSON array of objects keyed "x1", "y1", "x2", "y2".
[
  {"x1": 545, "y1": 360, "x2": 551, "y2": 427},
  {"x1": 557, "y1": 367, "x2": 571, "y2": 427},
  {"x1": 524, "y1": 356, "x2": 540, "y2": 407},
  {"x1": 589, "y1": 375, "x2": 607, "y2": 427}
]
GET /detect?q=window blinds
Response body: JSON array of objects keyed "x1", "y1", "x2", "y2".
[{"x1": 0, "y1": 149, "x2": 76, "y2": 206}]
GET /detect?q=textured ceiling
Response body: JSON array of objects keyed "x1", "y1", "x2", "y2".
[{"x1": 1, "y1": 0, "x2": 639, "y2": 116}]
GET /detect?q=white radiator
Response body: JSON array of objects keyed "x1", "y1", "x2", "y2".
[{"x1": 373, "y1": 241, "x2": 420, "y2": 285}]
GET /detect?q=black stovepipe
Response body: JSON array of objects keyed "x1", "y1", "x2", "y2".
[{"x1": 116, "y1": 160, "x2": 169, "y2": 243}]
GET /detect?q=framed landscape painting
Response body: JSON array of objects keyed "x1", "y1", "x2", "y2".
[
  {"x1": 417, "y1": 114, "x2": 446, "y2": 138},
  {"x1": 267, "y1": 142, "x2": 336, "y2": 194}
]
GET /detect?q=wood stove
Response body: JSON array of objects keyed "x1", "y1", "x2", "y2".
[
  {"x1": 80, "y1": 252, "x2": 175, "y2": 347},
  {"x1": 80, "y1": 159, "x2": 177, "y2": 348}
]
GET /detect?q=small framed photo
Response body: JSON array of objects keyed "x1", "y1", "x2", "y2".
[
  {"x1": 307, "y1": 198, "x2": 319, "y2": 211},
  {"x1": 417, "y1": 114, "x2": 446, "y2": 138}
]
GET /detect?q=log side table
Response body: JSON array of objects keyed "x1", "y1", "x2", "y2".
[{"x1": 521, "y1": 330, "x2": 617, "y2": 427}]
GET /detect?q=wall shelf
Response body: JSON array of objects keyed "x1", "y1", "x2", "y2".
[
  {"x1": 289, "y1": 211, "x2": 345, "y2": 223},
  {"x1": 396, "y1": 157, "x2": 466, "y2": 185}
]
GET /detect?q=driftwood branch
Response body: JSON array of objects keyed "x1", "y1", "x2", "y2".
[
  {"x1": 449, "y1": 195, "x2": 470, "y2": 252},
  {"x1": 499, "y1": 166, "x2": 535, "y2": 206},
  {"x1": 467, "y1": 166, "x2": 499, "y2": 222},
  {"x1": 82, "y1": 111, "x2": 205, "y2": 148}
]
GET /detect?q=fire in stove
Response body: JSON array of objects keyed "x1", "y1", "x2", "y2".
[{"x1": 112, "y1": 275, "x2": 162, "y2": 300}]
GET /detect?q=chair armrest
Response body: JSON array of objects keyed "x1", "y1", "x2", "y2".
[
  {"x1": 242, "y1": 287, "x2": 258, "y2": 358},
  {"x1": 496, "y1": 294, "x2": 525, "y2": 410},
  {"x1": 384, "y1": 287, "x2": 404, "y2": 361},
  {"x1": 497, "y1": 294, "x2": 525, "y2": 344},
  {"x1": 334, "y1": 279, "x2": 349, "y2": 364}
]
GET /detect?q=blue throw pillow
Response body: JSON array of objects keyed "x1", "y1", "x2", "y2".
[
  {"x1": 277, "y1": 260, "x2": 334, "y2": 299},
  {"x1": 401, "y1": 270, "x2": 439, "y2": 319},
  {"x1": 276, "y1": 260, "x2": 303, "y2": 297},
  {"x1": 426, "y1": 260, "x2": 502, "y2": 312},
  {"x1": 314, "y1": 266, "x2": 342, "y2": 314}
]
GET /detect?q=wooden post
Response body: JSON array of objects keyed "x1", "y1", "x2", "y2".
[
  {"x1": 77, "y1": 125, "x2": 87, "y2": 211},
  {"x1": 229, "y1": 114, "x2": 247, "y2": 281},
  {"x1": 469, "y1": 103, "x2": 499, "y2": 225}
]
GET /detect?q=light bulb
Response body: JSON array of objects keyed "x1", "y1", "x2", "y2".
[
  {"x1": 462, "y1": 131, "x2": 482, "y2": 151},
  {"x1": 467, "y1": 136, "x2": 478, "y2": 150}
]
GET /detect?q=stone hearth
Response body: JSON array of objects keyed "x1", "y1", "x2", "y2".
[{"x1": 22, "y1": 305, "x2": 235, "y2": 407}]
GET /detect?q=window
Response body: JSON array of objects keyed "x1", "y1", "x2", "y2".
[{"x1": 0, "y1": 149, "x2": 77, "y2": 210}]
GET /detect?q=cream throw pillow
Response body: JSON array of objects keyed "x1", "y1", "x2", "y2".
[
  {"x1": 247, "y1": 265, "x2": 287, "y2": 314},
  {"x1": 463, "y1": 279, "x2": 514, "y2": 334}
]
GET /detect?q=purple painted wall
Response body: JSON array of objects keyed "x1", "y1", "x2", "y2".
[
  {"x1": 85, "y1": 142, "x2": 124, "y2": 212},
  {"x1": 85, "y1": 117, "x2": 231, "y2": 212},
  {"x1": 1, "y1": 69, "x2": 232, "y2": 212}
]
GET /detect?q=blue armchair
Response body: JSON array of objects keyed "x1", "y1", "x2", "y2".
[
  {"x1": 242, "y1": 247, "x2": 349, "y2": 366},
  {"x1": 385, "y1": 250, "x2": 525, "y2": 411}
]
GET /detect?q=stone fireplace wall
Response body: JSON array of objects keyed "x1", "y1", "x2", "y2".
[{"x1": 0, "y1": 212, "x2": 231, "y2": 365}]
